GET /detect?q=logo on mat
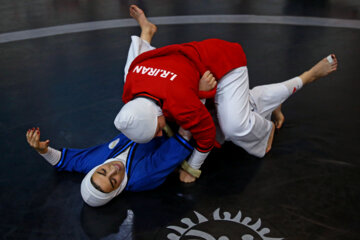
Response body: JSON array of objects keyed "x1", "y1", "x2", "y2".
[
  {"x1": 166, "y1": 208, "x2": 283, "y2": 240},
  {"x1": 108, "y1": 138, "x2": 120, "y2": 149}
]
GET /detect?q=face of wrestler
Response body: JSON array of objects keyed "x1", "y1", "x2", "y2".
[
  {"x1": 91, "y1": 161, "x2": 125, "y2": 193},
  {"x1": 154, "y1": 115, "x2": 166, "y2": 137}
]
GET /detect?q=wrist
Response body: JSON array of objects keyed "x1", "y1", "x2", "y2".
[
  {"x1": 37, "y1": 147, "x2": 48, "y2": 154},
  {"x1": 181, "y1": 161, "x2": 201, "y2": 178},
  {"x1": 39, "y1": 146, "x2": 61, "y2": 166}
]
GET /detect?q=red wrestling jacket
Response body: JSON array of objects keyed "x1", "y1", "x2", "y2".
[{"x1": 123, "y1": 39, "x2": 247, "y2": 153}]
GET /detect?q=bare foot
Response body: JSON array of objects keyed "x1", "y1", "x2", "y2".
[
  {"x1": 300, "y1": 54, "x2": 338, "y2": 85},
  {"x1": 199, "y1": 70, "x2": 217, "y2": 91},
  {"x1": 129, "y1": 5, "x2": 157, "y2": 43},
  {"x1": 266, "y1": 122, "x2": 276, "y2": 154},
  {"x1": 272, "y1": 105, "x2": 285, "y2": 129}
]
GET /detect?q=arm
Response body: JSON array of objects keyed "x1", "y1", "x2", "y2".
[
  {"x1": 26, "y1": 127, "x2": 126, "y2": 173},
  {"x1": 183, "y1": 72, "x2": 217, "y2": 173},
  {"x1": 178, "y1": 70, "x2": 218, "y2": 183},
  {"x1": 177, "y1": 127, "x2": 198, "y2": 183},
  {"x1": 126, "y1": 133, "x2": 193, "y2": 191},
  {"x1": 165, "y1": 75, "x2": 217, "y2": 183},
  {"x1": 26, "y1": 127, "x2": 61, "y2": 166},
  {"x1": 168, "y1": 91, "x2": 216, "y2": 183}
]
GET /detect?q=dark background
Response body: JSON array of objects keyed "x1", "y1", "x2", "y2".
[{"x1": 1, "y1": 0, "x2": 359, "y2": 239}]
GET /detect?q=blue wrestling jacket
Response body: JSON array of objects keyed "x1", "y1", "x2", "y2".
[{"x1": 54, "y1": 133, "x2": 193, "y2": 191}]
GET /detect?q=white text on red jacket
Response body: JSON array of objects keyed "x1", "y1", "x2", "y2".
[{"x1": 133, "y1": 65, "x2": 178, "y2": 81}]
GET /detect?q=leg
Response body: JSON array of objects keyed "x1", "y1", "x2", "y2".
[
  {"x1": 249, "y1": 78, "x2": 301, "y2": 122},
  {"x1": 299, "y1": 54, "x2": 338, "y2": 85},
  {"x1": 215, "y1": 67, "x2": 273, "y2": 157},
  {"x1": 129, "y1": 5, "x2": 157, "y2": 44},
  {"x1": 250, "y1": 54, "x2": 338, "y2": 129},
  {"x1": 124, "y1": 5, "x2": 157, "y2": 81}
]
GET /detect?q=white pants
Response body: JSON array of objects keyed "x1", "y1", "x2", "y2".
[
  {"x1": 124, "y1": 36, "x2": 155, "y2": 82},
  {"x1": 215, "y1": 67, "x2": 301, "y2": 157},
  {"x1": 124, "y1": 36, "x2": 300, "y2": 158}
]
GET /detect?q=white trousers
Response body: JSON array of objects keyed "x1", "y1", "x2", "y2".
[
  {"x1": 124, "y1": 36, "x2": 155, "y2": 82},
  {"x1": 215, "y1": 67, "x2": 302, "y2": 157},
  {"x1": 124, "y1": 36, "x2": 301, "y2": 158}
]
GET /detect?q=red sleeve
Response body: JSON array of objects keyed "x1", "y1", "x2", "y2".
[
  {"x1": 167, "y1": 89, "x2": 216, "y2": 153},
  {"x1": 198, "y1": 88, "x2": 216, "y2": 99}
]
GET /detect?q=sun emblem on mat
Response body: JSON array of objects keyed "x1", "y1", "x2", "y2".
[{"x1": 166, "y1": 208, "x2": 283, "y2": 240}]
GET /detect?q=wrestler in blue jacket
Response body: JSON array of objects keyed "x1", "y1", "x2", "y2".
[{"x1": 26, "y1": 127, "x2": 194, "y2": 207}]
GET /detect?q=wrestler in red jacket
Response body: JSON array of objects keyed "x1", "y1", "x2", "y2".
[{"x1": 119, "y1": 39, "x2": 247, "y2": 176}]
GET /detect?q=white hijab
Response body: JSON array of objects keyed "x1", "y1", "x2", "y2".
[
  {"x1": 80, "y1": 158, "x2": 128, "y2": 207},
  {"x1": 114, "y1": 97, "x2": 163, "y2": 143}
]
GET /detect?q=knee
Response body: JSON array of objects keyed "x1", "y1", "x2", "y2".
[
  {"x1": 251, "y1": 85, "x2": 272, "y2": 103},
  {"x1": 220, "y1": 115, "x2": 251, "y2": 139}
]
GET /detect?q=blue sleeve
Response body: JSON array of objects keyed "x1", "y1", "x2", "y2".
[
  {"x1": 54, "y1": 134, "x2": 131, "y2": 174},
  {"x1": 126, "y1": 134, "x2": 193, "y2": 191},
  {"x1": 54, "y1": 147, "x2": 109, "y2": 174}
]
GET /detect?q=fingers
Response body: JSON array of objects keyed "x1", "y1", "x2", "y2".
[
  {"x1": 26, "y1": 128, "x2": 32, "y2": 141},
  {"x1": 199, "y1": 70, "x2": 217, "y2": 91},
  {"x1": 204, "y1": 71, "x2": 217, "y2": 87},
  {"x1": 33, "y1": 127, "x2": 39, "y2": 140},
  {"x1": 203, "y1": 70, "x2": 211, "y2": 78},
  {"x1": 26, "y1": 127, "x2": 40, "y2": 147},
  {"x1": 210, "y1": 77, "x2": 216, "y2": 88},
  {"x1": 31, "y1": 128, "x2": 39, "y2": 145},
  {"x1": 26, "y1": 127, "x2": 35, "y2": 142},
  {"x1": 207, "y1": 75, "x2": 216, "y2": 87},
  {"x1": 203, "y1": 70, "x2": 215, "y2": 81},
  {"x1": 26, "y1": 128, "x2": 33, "y2": 146}
]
